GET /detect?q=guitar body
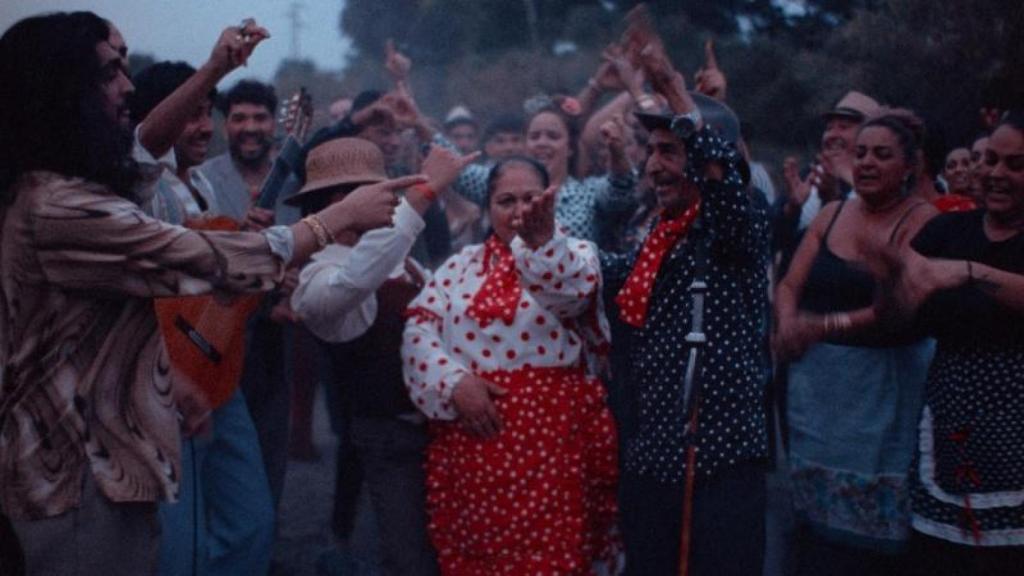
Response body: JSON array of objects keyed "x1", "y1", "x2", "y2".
[
  {"x1": 155, "y1": 216, "x2": 262, "y2": 408},
  {"x1": 156, "y1": 88, "x2": 313, "y2": 409}
]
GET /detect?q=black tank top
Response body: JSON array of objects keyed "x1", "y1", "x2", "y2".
[
  {"x1": 799, "y1": 198, "x2": 928, "y2": 312},
  {"x1": 799, "y1": 200, "x2": 877, "y2": 314}
]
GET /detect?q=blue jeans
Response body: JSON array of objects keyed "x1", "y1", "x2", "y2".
[{"x1": 158, "y1": 390, "x2": 275, "y2": 576}]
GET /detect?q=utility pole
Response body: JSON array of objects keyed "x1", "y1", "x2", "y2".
[{"x1": 285, "y1": 2, "x2": 304, "y2": 59}]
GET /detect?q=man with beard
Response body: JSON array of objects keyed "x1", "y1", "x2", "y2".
[
  {"x1": 600, "y1": 45, "x2": 770, "y2": 576},
  {"x1": 0, "y1": 12, "x2": 404, "y2": 574},
  {"x1": 129, "y1": 23, "x2": 275, "y2": 575}
]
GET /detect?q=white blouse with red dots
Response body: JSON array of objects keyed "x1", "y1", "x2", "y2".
[{"x1": 402, "y1": 229, "x2": 606, "y2": 420}]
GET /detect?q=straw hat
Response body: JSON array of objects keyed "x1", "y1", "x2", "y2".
[{"x1": 285, "y1": 137, "x2": 387, "y2": 206}]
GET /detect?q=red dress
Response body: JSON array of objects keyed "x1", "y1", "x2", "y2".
[{"x1": 403, "y1": 233, "x2": 619, "y2": 574}]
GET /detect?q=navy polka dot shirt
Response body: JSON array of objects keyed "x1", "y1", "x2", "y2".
[{"x1": 602, "y1": 127, "x2": 771, "y2": 484}]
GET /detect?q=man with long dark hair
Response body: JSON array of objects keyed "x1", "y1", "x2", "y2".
[
  {"x1": 0, "y1": 12, "x2": 407, "y2": 575},
  {"x1": 0, "y1": 12, "x2": 137, "y2": 203}
]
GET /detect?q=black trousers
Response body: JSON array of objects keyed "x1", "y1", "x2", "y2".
[{"x1": 621, "y1": 460, "x2": 767, "y2": 576}]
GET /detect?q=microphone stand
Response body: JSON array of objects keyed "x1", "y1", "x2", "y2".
[{"x1": 678, "y1": 222, "x2": 710, "y2": 576}]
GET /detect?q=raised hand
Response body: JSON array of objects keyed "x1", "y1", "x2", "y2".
[
  {"x1": 322, "y1": 174, "x2": 427, "y2": 233},
  {"x1": 694, "y1": 38, "x2": 727, "y2": 102},
  {"x1": 516, "y1": 185, "x2": 557, "y2": 249},
  {"x1": 621, "y1": 3, "x2": 657, "y2": 66},
  {"x1": 420, "y1": 145, "x2": 482, "y2": 196},
  {"x1": 208, "y1": 19, "x2": 270, "y2": 75},
  {"x1": 453, "y1": 373, "x2": 507, "y2": 438},
  {"x1": 640, "y1": 42, "x2": 685, "y2": 103},
  {"x1": 600, "y1": 114, "x2": 628, "y2": 151},
  {"x1": 782, "y1": 157, "x2": 812, "y2": 210},
  {"x1": 596, "y1": 43, "x2": 642, "y2": 94},
  {"x1": 350, "y1": 96, "x2": 397, "y2": 129},
  {"x1": 378, "y1": 91, "x2": 422, "y2": 129},
  {"x1": 384, "y1": 39, "x2": 412, "y2": 83}
]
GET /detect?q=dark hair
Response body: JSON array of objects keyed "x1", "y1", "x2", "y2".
[
  {"x1": 216, "y1": 79, "x2": 277, "y2": 117},
  {"x1": 527, "y1": 100, "x2": 580, "y2": 177},
  {"x1": 997, "y1": 109, "x2": 1024, "y2": 133},
  {"x1": 485, "y1": 155, "x2": 550, "y2": 207},
  {"x1": 859, "y1": 114, "x2": 920, "y2": 166},
  {"x1": 130, "y1": 61, "x2": 215, "y2": 126},
  {"x1": 483, "y1": 114, "x2": 525, "y2": 144},
  {"x1": 350, "y1": 89, "x2": 384, "y2": 117},
  {"x1": 0, "y1": 12, "x2": 140, "y2": 202}
]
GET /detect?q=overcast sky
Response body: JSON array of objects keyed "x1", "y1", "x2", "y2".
[{"x1": 1, "y1": 0, "x2": 352, "y2": 84}]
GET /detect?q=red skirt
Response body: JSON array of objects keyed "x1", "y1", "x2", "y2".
[{"x1": 426, "y1": 366, "x2": 619, "y2": 575}]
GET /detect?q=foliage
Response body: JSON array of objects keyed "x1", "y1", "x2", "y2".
[{"x1": 285, "y1": 0, "x2": 1023, "y2": 168}]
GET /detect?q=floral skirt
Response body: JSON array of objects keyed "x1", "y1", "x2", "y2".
[{"x1": 426, "y1": 367, "x2": 619, "y2": 575}]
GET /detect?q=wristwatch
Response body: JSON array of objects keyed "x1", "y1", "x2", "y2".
[{"x1": 670, "y1": 109, "x2": 703, "y2": 140}]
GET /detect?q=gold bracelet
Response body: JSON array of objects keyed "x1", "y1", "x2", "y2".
[{"x1": 302, "y1": 214, "x2": 331, "y2": 249}]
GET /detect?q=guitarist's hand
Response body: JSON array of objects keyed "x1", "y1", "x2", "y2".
[
  {"x1": 320, "y1": 174, "x2": 427, "y2": 234},
  {"x1": 269, "y1": 300, "x2": 299, "y2": 324},
  {"x1": 171, "y1": 365, "x2": 213, "y2": 438},
  {"x1": 242, "y1": 207, "x2": 275, "y2": 232}
]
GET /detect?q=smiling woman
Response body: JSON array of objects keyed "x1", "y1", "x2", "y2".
[
  {"x1": 774, "y1": 113, "x2": 941, "y2": 574},
  {"x1": 890, "y1": 111, "x2": 1024, "y2": 575}
]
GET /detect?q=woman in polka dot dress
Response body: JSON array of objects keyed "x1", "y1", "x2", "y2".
[{"x1": 402, "y1": 157, "x2": 619, "y2": 575}]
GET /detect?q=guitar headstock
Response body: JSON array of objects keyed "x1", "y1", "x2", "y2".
[{"x1": 279, "y1": 87, "x2": 314, "y2": 143}]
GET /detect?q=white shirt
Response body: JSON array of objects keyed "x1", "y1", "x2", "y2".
[
  {"x1": 401, "y1": 231, "x2": 606, "y2": 420},
  {"x1": 291, "y1": 199, "x2": 426, "y2": 343},
  {"x1": 131, "y1": 125, "x2": 219, "y2": 223}
]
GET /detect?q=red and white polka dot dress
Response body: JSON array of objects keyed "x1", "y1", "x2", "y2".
[{"x1": 403, "y1": 232, "x2": 619, "y2": 574}]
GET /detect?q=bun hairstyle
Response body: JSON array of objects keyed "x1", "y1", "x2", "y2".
[{"x1": 485, "y1": 155, "x2": 551, "y2": 207}]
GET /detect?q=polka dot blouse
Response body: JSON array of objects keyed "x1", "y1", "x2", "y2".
[
  {"x1": 402, "y1": 230, "x2": 608, "y2": 420},
  {"x1": 440, "y1": 134, "x2": 637, "y2": 244},
  {"x1": 601, "y1": 126, "x2": 772, "y2": 483}
]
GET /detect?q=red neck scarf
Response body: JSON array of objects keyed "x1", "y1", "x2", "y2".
[
  {"x1": 616, "y1": 202, "x2": 701, "y2": 327},
  {"x1": 467, "y1": 235, "x2": 521, "y2": 327}
]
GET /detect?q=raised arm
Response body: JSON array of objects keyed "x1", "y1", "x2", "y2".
[
  {"x1": 292, "y1": 145, "x2": 476, "y2": 341},
  {"x1": 138, "y1": 21, "x2": 269, "y2": 159},
  {"x1": 511, "y1": 185, "x2": 603, "y2": 319}
]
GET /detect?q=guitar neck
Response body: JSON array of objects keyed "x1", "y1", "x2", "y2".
[{"x1": 254, "y1": 136, "x2": 304, "y2": 210}]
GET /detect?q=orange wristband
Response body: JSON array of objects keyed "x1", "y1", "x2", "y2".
[{"x1": 413, "y1": 183, "x2": 437, "y2": 202}]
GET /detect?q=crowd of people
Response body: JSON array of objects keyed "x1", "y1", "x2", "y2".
[{"x1": 0, "y1": 6, "x2": 1021, "y2": 576}]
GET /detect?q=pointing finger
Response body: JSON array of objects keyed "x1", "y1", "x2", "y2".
[
  {"x1": 380, "y1": 174, "x2": 429, "y2": 191},
  {"x1": 704, "y1": 38, "x2": 719, "y2": 70}
]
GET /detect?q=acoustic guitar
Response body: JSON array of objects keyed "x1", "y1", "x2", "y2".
[{"x1": 155, "y1": 88, "x2": 314, "y2": 408}]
